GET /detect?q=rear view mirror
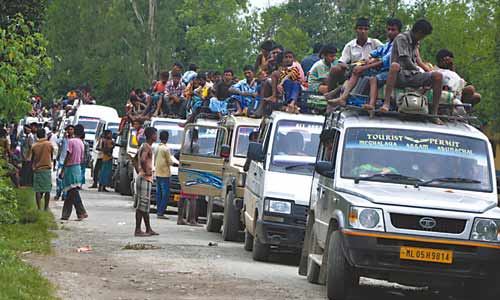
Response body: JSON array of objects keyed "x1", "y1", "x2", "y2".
[
  {"x1": 247, "y1": 142, "x2": 264, "y2": 162},
  {"x1": 221, "y1": 144, "x2": 230, "y2": 159},
  {"x1": 315, "y1": 161, "x2": 334, "y2": 178}
]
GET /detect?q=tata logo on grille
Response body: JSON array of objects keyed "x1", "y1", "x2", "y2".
[{"x1": 419, "y1": 217, "x2": 437, "y2": 230}]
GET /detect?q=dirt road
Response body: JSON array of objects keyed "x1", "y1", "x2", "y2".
[{"x1": 28, "y1": 178, "x2": 466, "y2": 300}]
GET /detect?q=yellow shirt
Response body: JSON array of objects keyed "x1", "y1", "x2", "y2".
[{"x1": 154, "y1": 143, "x2": 174, "y2": 177}]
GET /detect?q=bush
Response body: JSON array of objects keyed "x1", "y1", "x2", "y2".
[{"x1": 0, "y1": 177, "x2": 18, "y2": 224}]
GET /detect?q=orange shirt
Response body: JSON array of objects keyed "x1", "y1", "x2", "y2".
[{"x1": 30, "y1": 138, "x2": 53, "y2": 171}]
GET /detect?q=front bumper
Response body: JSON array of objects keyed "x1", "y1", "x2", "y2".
[
  {"x1": 255, "y1": 205, "x2": 308, "y2": 248},
  {"x1": 255, "y1": 220, "x2": 305, "y2": 248},
  {"x1": 342, "y1": 230, "x2": 500, "y2": 282}
]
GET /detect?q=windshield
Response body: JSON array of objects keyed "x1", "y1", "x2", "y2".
[
  {"x1": 270, "y1": 120, "x2": 322, "y2": 175},
  {"x1": 107, "y1": 122, "x2": 119, "y2": 141},
  {"x1": 341, "y1": 128, "x2": 493, "y2": 192},
  {"x1": 152, "y1": 120, "x2": 183, "y2": 147},
  {"x1": 78, "y1": 117, "x2": 99, "y2": 134},
  {"x1": 234, "y1": 126, "x2": 259, "y2": 158},
  {"x1": 182, "y1": 126, "x2": 222, "y2": 157}
]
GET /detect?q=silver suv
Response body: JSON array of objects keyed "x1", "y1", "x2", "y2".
[{"x1": 299, "y1": 109, "x2": 500, "y2": 300}]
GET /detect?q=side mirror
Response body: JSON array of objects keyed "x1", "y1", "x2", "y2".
[
  {"x1": 221, "y1": 144, "x2": 231, "y2": 159},
  {"x1": 247, "y1": 142, "x2": 264, "y2": 162},
  {"x1": 315, "y1": 161, "x2": 334, "y2": 178}
]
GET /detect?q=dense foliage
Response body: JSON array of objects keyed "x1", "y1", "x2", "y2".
[
  {"x1": 0, "y1": 14, "x2": 52, "y2": 121},
  {"x1": 31, "y1": 0, "x2": 500, "y2": 126}
]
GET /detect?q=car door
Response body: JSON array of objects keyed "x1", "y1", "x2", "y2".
[
  {"x1": 179, "y1": 124, "x2": 228, "y2": 197},
  {"x1": 316, "y1": 128, "x2": 340, "y2": 244}
]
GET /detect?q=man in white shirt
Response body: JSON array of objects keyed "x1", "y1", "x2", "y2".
[
  {"x1": 435, "y1": 49, "x2": 481, "y2": 106},
  {"x1": 327, "y1": 18, "x2": 383, "y2": 93}
]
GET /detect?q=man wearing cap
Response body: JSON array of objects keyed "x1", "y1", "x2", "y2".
[{"x1": 327, "y1": 17, "x2": 383, "y2": 93}]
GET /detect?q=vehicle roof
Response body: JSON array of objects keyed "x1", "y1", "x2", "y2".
[
  {"x1": 269, "y1": 111, "x2": 325, "y2": 123},
  {"x1": 336, "y1": 112, "x2": 488, "y2": 141},
  {"x1": 76, "y1": 105, "x2": 119, "y2": 120},
  {"x1": 150, "y1": 117, "x2": 185, "y2": 124},
  {"x1": 195, "y1": 118, "x2": 219, "y2": 126},
  {"x1": 222, "y1": 115, "x2": 261, "y2": 127}
]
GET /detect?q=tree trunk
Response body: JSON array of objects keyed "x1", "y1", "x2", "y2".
[{"x1": 146, "y1": 0, "x2": 158, "y2": 80}]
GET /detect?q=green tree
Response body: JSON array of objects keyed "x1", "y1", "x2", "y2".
[
  {"x1": 0, "y1": 0, "x2": 48, "y2": 30},
  {"x1": 0, "y1": 15, "x2": 52, "y2": 121}
]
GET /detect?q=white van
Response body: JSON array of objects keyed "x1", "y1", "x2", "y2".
[
  {"x1": 243, "y1": 111, "x2": 324, "y2": 261},
  {"x1": 73, "y1": 105, "x2": 119, "y2": 149}
]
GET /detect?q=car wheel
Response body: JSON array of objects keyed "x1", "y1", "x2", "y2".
[
  {"x1": 119, "y1": 164, "x2": 132, "y2": 196},
  {"x1": 244, "y1": 229, "x2": 253, "y2": 251},
  {"x1": 222, "y1": 190, "x2": 240, "y2": 241},
  {"x1": 326, "y1": 231, "x2": 358, "y2": 300},
  {"x1": 252, "y1": 234, "x2": 270, "y2": 262},
  {"x1": 206, "y1": 197, "x2": 222, "y2": 233}
]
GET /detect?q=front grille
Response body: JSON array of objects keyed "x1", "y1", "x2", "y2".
[{"x1": 390, "y1": 213, "x2": 466, "y2": 234}]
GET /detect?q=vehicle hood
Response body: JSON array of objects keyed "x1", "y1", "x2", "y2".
[
  {"x1": 339, "y1": 181, "x2": 496, "y2": 213},
  {"x1": 263, "y1": 171, "x2": 312, "y2": 206}
]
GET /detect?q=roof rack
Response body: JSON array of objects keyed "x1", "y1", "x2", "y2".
[{"x1": 330, "y1": 105, "x2": 481, "y2": 128}]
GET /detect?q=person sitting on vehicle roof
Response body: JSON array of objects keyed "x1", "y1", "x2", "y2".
[
  {"x1": 435, "y1": 49, "x2": 481, "y2": 107},
  {"x1": 274, "y1": 50, "x2": 302, "y2": 112},
  {"x1": 383, "y1": 19, "x2": 444, "y2": 123},
  {"x1": 208, "y1": 88, "x2": 228, "y2": 119},
  {"x1": 308, "y1": 44, "x2": 338, "y2": 94},
  {"x1": 182, "y1": 64, "x2": 198, "y2": 85},
  {"x1": 362, "y1": 18, "x2": 403, "y2": 111},
  {"x1": 148, "y1": 71, "x2": 169, "y2": 117},
  {"x1": 255, "y1": 40, "x2": 275, "y2": 74},
  {"x1": 164, "y1": 71, "x2": 187, "y2": 118},
  {"x1": 169, "y1": 61, "x2": 183, "y2": 80},
  {"x1": 228, "y1": 65, "x2": 258, "y2": 116},
  {"x1": 193, "y1": 73, "x2": 211, "y2": 100},
  {"x1": 327, "y1": 18, "x2": 383, "y2": 95},
  {"x1": 302, "y1": 43, "x2": 323, "y2": 76}
]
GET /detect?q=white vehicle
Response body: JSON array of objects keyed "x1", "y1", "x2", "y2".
[
  {"x1": 91, "y1": 117, "x2": 121, "y2": 177},
  {"x1": 299, "y1": 109, "x2": 500, "y2": 300},
  {"x1": 73, "y1": 105, "x2": 119, "y2": 150},
  {"x1": 242, "y1": 111, "x2": 324, "y2": 261}
]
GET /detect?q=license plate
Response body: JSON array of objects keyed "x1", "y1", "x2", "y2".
[
  {"x1": 173, "y1": 194, "x2": 180, "y2": 202},
  {"x1": 400, "y1": 246, "x2": 453, "y2": 264}
]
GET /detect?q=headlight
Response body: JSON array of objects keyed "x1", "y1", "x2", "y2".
[
  {"x1": 471, "y1": 218, "x2": 500, "y2": 242},
  {"x1": 264, "y1": 199, "x2": 292, "y2": 215},
  {"x1": 349, "y1": 206, "x2": 384, "y2": 232}
]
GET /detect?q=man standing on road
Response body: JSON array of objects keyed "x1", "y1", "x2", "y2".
[
  {"x1": 98, "y1": 130, "x2": 114, "y2": 192},
  {"x1": 55, "y1": 125, "x2": 73, "y2": 201},
  {"x1": 30, "y1": 129, "x2": 53, "y2": 210},
  {"x1": 154, "y1": 130, "x2": 178, "y2": 219},
  {"x1": 134, "y1": 127, "x2": 159, "y2": 236},
  {"x1": 60, "y1": 125, "x2": 88, "y2": 220}
]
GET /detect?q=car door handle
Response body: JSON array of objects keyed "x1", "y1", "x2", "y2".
[
  {"x1": 181, "y1": 163, "x2": 191, "y2": 167},
  {"x1": 253, "y1": 172, "x2": 257, "y2": 176}
]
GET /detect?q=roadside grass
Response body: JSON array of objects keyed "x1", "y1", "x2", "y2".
[{"x1": 0, "y1": 188, "x2": 57, "y2": 300}]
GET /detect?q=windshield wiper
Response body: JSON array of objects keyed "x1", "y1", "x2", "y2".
[
  {"x1": 354, "y1": 173, "x2": 423, "y2": 184},
  {"x1": 285, "y1": 163, "x2": 315, "y2": 170},
  {"x1": 416, "y1": 177, "x2": 481, "y2": 188}
]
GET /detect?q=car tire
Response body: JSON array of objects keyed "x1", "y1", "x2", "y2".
[
  {"x1": 119, "y1": 164, "x2": 132, "y2": 196},
  {"x1": 222, "y1": 190, "x2": 240, "y2": 241},
  {"x1": 244, "y1": 229, "x2": 253, "y2": 251},
  {"x1": 299, "y1": 214, "x2": 316, "y2": 276},
  {"x1": 252, "y1": 234, "x2": 270, "y2": 262},
  {"x1": 326, "y1": 231, "x2": 358, "y2": 300},
  {"x1": 206, "y1": 197, "x2": 222, "y2": 233}
]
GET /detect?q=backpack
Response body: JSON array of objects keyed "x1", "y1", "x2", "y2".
[{"x1": 397, "y1": 92, "x2": 428, "y2": 114}]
